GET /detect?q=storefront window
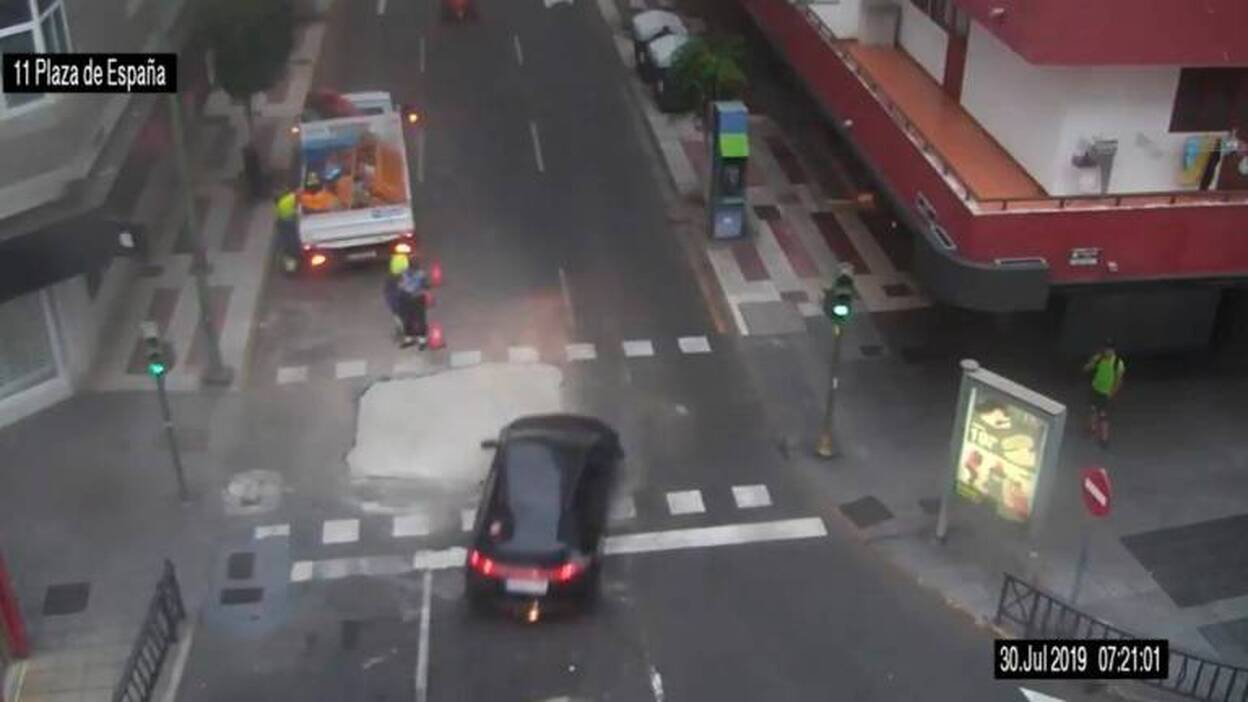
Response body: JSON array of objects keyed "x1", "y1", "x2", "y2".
[
  {"x1": 0, "y1": 0, "x2": 71, "y2": 116},
  {"x1": 0, "y1": 291, "x2": 57, "y2": 400}
]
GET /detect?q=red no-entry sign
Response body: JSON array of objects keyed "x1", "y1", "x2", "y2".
[{"x1": 1082, "y1": 466, "x2": 1112, "y2": 517}]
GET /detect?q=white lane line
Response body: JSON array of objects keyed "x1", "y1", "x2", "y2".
[
  {"x1": 678, "y1": 336, "x2": 712, "y2": 354},
  {"x1": 513, "y1": 34, "x2": 525, "y2": 66},
  {"x1": 565, "y1": 343, "x2": 596, "y2": 361},
  {"x1": 609, "y1": 495, "x2": 637, "y2": 522},
  {"x1": 254, "y1": 524, "x2": 291, "y2": 540},
  {"x1": 335, "y1": 359, "x2": 367, "y2": 379},
  {"x1": 732, "y1": 484, "x2": 772, "y2": 509},
  {"x1": 419, "y1": 35, "x2": 426, "y2": 74},
  {"x1": 622, "y1": 340, "x2": 655, "y2": 358},
  {"x1": 665, "y1": 490, "x2": 705, "y2": 515},
  {"x1": 290, "y1": 520, "x2": 827, "y2": 581},
  {"x1": 393, "y1": 513, "x2": 433, "y2": 538},
  {"x1": 508, "y1": 346, "x2": 540, "y2": 363},
  {"x1": 461, "y1": 507, "x2": 476, "y2": 532},
  {"x1": 377, "y1": 0, "x2": 387, "y2": 15},
  {"x1": 450, "y1": 350, "x2": 482, "y2": 368},
  {"x1": 416, "y1": 126, "x2": 426, "y2": 184},
  {"x1": 604, "y1": 518, "x2": 828, "y2": 555},
  {"x1": 277, "y1": 366, "x2": 308, "y2": 385},
  {"x1": 558, "y1": 266, "x2": 576, "y2": 328},
  {"x1": 159, "y1": 618, "x2": 196, "y2": 702},
  {"x1": 529, "y1": 120, "x2": 546, "y2": 173},
  {"x1": 649, "y1": 666, "x2": 665, "y2": 702},
  {"x1": 415, "y1": 569, "x2": 433, "y2": 702},
  {"x1": 322, "y1": 518, "x2": 360, "y2": 545},
  {"x1": 1019, "y1": 689, "x2": 1064, "y2": 702}
]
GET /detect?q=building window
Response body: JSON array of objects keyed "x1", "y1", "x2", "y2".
[
  {"x1": 0, "y1": 291, "x2": 58, "y2": 400},
  {"x1": 1170, "y1": 68, "x2": 1248, "y2": 133},
  {"x1": 0, "y1": 0, "x2": 72, "y2": 118}
]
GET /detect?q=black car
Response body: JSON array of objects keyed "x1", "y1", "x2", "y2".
[{"x1": 465, "y1": 414, "x2": 622, "y2": 619}]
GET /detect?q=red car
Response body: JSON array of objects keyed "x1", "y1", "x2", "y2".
[{"x1": 442, "y1": 0, "x2": 477, "y2": 21}]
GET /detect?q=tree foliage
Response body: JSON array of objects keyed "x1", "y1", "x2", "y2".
[
  {"x1": 205, "y1": 0, "x2": 296, "y2": 108},
  {"x1": 669, "y1": 36, "x2": 748, "y2": 113}
]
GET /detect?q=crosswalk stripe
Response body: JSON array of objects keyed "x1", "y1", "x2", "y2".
[
  {"x1": 254, "y1": 524, "x2": 290, "y2": 539},
  {"x1": 393, "y1": 513, "x2": 433, "y2": 538},
  {"x1": 678, "y1": 336, "x2": 712, "y2": 354},
  {"x1": 393, "y1": 356, "x2": 434, "y2": 375},
  {"x1": 666, "y1": 490, "x2": 705, "y2": 515},
  {"x1": 508, "y1": 346, "x2": 539, "y2": 363},
  {"x1": 450, "y1": 350, "x2": 482, "y2": 368},
  {"x1": 732, "y1": 484, "x2": 772, "y2": 509},
  {"x1": 276, "y1": 366, "x2": 308, "y2": 385},
  {"x1": 322, "y1": 518, "x2": 360, "y2": 544},
  {"x1": 461, "y1": 507, "x2": 476, "y2": 532},
  {"x1": 623, "y1": 340, "x2": 655, "y2": 358},
  {"x1": 565, "y1": 343, "x2": 597, "y2": 361},
  {"x1": 335, "y1": 360, "x2": 367, "y2": 380}
]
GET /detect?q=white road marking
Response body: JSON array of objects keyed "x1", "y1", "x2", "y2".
[
  {"x1": 277, "y1": 366, "x2": 308, "y2": 385},
  {"x1": 336, "y1": 359, "x2": 368, "y2": 379},
  {"x1": 377, "y1": 0, "x2": 387, "y2": 15},
  {"x1": 322, "y1": 518, "x2": 360, "y2": 544},
  {"x1": 797, "y1": 301, "x2": 821, "y2": 318},
  {"x1": 1019, "y1": 689, "x2": 1064, "y2": 702},
  {"x1": 558, "y1": 266, "x2": 576, "y2": 328},
  {"x1": 513, "y1": 34, "x2": 525, "y2": 66},
  {"x1": 565, "y1": 343, "x2": 597, "y2": 361},
  {"x1": 529, "y1": 120, "x2": 546, "y2": 173},
  {"x1": 416, "y1": 126, "x2": 426, "y2": 184},
  {"x1": 543, "y1": 0, "x2": 573, "y2": 7},
  {"x1": 609, "y1": 495, "x2": 637, "y2": 522},
  {"x1": 450, "y1": 350, "x2": 482, "y2": 368},
  {"x1": 159, "y1": 618, "x2": 196, "y2": 702},
  {"x1": 254, "y1": 524, "x2": 291, "y2": 540},
  {"x1": 508, "y1": 346, "x2": 540, "y2": 364},
  {"x1": 393, "y1": 513, "x2": 433, "y2": 538},
  {"x1": 732, "y1": 484, "x2": 772, "y2": 509},
  {"x1": 666, "y1": 490, "x2": 705, "y2": 515},
  {"x1": 604, "y1": 517, "x2": 828, "y2": 555},
  {"x1": 419, "y1": 35, "x2": 426, "y2": 74},
  {"x1": 678, "y1": 336, "x2": 712, "y2": 354},
  {"x1": 461, "y1": 507, "x2": 476, "y2": 532},
  {"x1": 290, "y1": 519, "x2": 828, "y2": 582},
  {"x1": 393, "y1": 356, "x2": 433, "y2": 375},
  {"x1": 415, "y1": 569, "x2": 433, "y2": 702},
  {"x1": 649, "y1": 666, "x2": 665, "y2": 702},
  {"x1": 623, "y1": 339, "x2": 655, "y2": 358}
]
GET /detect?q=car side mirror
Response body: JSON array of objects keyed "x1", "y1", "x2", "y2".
[{"x1": 480, "y1": 439, "x2": 499, "y2": 450}]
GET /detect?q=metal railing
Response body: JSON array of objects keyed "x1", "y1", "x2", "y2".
[
  {"x1": 995, "y1": 573, "x2": 1248, "y2": 701},
  {"x1": 789, "y1": 2, "x2": 1248, "y2": 215},
  {"x1": 112, "y1": 560, "x2": 187, "y2": 702}
]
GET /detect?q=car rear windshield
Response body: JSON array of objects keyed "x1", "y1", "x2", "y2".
[{"x1": 488, "y1": 440, "x2": 577, "y2": 558}]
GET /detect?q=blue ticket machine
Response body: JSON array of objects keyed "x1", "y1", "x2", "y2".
[{"x1": 707, "y1": 101, "x2": 750, "y2": 241}]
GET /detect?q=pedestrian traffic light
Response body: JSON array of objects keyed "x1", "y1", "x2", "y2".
[
  {"x1": 824, "y1": 273, "x2": 854, "y2": 325},
  {"x1": 140, "y1": 322, "x2": 167, "y2": 378}
]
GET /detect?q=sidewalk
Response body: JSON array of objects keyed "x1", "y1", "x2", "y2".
[
  {"x1": 607, "y1": 0, "x2": 1248, "y2": 693},
  {"x1": 87, "y1": 22, "x2": 326, "y2": 394},
  {"x1": 0, "y1": 22, "x2": 330, "y2": 702}
]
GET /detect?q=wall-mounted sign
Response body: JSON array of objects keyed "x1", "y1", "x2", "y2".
[{"x1": 1069, "y1": 247, "x2": 1101, "y2": 267}]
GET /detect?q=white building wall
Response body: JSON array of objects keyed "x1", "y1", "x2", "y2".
[
  {"x1": 897, "y1": 0, "x2": 946, "y2": 84},
  {"x1": 961, "y1": 22, "x2": 1213, "y2": 196},
  {"x1": 808, "y1": 0, "x2": 862, "y2": 40}
]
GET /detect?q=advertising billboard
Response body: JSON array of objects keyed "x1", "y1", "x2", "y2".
[{"x1": 955, "y1": 385, "x2": 1049, "y2": 522}]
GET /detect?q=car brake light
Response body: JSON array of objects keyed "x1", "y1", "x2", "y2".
[
  {"x1": 551, "y1": 561, "x2": 583, "y2": 583},
  {"x1": 309, "y1": 253, "x2": 328, "y2": 267},
  {"x1": 394, "y1": 242, "x2": 412, "y2": 254},
  {"x1": 469, "y1": 549, "x2": 497, "y2": 577}
]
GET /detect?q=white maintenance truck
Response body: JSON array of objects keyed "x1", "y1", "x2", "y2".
[{"x1": 292, "y1": 90, "x2": 418, "y2": 271}]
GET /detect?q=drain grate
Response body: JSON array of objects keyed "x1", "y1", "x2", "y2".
[{"x1": 839, "y1": 496, "x2": 894, "y2": 529}]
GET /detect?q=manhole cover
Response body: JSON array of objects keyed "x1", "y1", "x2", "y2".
[{"x1": 223, "y1": 470, "x2": 283, "y2": 515}]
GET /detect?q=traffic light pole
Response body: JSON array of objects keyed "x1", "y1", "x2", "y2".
[
  {"x1": 816, "y1": 323, "x2": 845, "y2": 458},
  {"x1": 167, "y1": 93, "x2": 234, "y2": 388},
  {"x1": 154, "y1": 371, "x2": 190, "y2": 503}
]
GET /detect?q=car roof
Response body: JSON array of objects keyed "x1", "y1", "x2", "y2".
[{"x1": 503, "y1": 413, "x2": 617, "y2": 449}]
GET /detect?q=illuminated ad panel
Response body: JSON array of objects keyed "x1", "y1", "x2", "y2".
[{"x1": 954, "y1": 385, "x2": 1052, "y2": 523}]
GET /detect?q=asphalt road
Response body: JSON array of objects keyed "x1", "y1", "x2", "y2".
[{"x1": 182, "y1": 0, "x2": 1114, "y2": 700}]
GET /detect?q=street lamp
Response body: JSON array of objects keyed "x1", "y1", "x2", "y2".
[{"x1": 816, "y1": 264, "x2": 855, "y2": 458}]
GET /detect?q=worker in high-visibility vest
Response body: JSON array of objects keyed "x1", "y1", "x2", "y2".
[
  {"x1": 275, "y1": 189, "x2": 300, "y2": 273},
  {"x1": 1083, "y1": 339, "x2": 1126, "y2": 448}
]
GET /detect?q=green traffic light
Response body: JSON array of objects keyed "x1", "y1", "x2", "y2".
[
  {"x1": 148, "y1": 361, "x2": 167, "y2": 377},
  {"x1": 832, "y1": 303, "x2": 850, "y2": 318}
]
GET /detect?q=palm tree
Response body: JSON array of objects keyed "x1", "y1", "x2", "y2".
[{"x1": 669, "y1": 35, "x2": 748, "y2": 115}]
